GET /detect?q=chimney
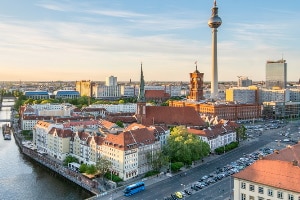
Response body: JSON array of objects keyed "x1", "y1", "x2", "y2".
[
  {"x1": 258, "y1": 154, "x2": 263, "y2": 160},
  {"x1": 292, "y1": 160, "x2": 298, "y2": 166}
]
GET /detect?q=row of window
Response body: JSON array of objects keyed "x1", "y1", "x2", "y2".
[{"x1": 241, "y1": 182, "x2": 298, "y2": 200}]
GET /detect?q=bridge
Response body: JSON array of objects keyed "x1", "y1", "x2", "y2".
[
  {"x1": 0, "y1": 96, "x2": 16, "y2": 109},
  {"x1": 0, "y1": 119, "x2": 12, "y2": 122}
]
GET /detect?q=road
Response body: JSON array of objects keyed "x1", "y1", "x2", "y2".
[{"x1": 104, "y1": 120, "x2": 299, "y2": 200}]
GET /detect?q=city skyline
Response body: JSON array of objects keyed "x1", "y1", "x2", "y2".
[{"x1": 0, "y1": 0, "x2": 299, "y2": 82}]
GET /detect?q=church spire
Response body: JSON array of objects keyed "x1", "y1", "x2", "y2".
[{"x1": 137, "y1": 62, "x2": 145, "y2": 102}]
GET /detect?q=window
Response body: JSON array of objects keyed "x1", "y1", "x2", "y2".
[
  {"x1": 277, "y1": 191, "x2": 283, "y2": 199},
  {"x1": 258, "y1": 197, "x2": 264, "y2": 200},
  {"x1": 241, "y1": 182, "x2": 246, "y2": 189},
  {"x1": 249, "y1": 184, "x2": 255, "y2": 192},
  {"x1": 268, "y1": 189, "x2": 273, "y2": 196},
  {"x1": 241, "y1": 193, "x2": 246, "y2": 200},
  {"x1": 288, "y1": 194, "x2": 294, "y2": 200},
  {"x1": 258, "y1": 186, "x2": 264, "y2": 194}
]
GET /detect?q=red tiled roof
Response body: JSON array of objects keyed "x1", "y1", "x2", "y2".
[
  {"x1": 265, "y1": 143, "x2": 300, "y2": 166},
  {"x1": 99, "y1": 119, "x2": 116, "y2": 129},
  {"x1": 104, "y1": 127, "x2": 156, "y2": 151},
  {"x1": 145, "y1": 90, "x2": 170, "y2": 98},
  {"x1": 105, "y1": 116, "x2": 137, "y2": 123},
  {"x1": 48, "y1": 127, "x2": 73, "y2": 138},
  {"x1": 233, "y1": 159, "x2": 300, "y2": 193},
  {"x1": 23, "y1": 115, "x2": 51, "y2": 120},
  {"x1": 141, "y1": 106, "x2": 206, "y2": 127}
]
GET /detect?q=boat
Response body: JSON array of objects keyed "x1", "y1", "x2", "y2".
[
  {"x1": 4, "y1": 133, "x2": 11, "y2": 140},
  {"x1": 2, "y1": 124, "x2": 12, "y2": 140}
]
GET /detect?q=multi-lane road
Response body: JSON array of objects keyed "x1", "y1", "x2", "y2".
[{"x1": 111, "y1": 120, "x2": 299, "y2": 200}]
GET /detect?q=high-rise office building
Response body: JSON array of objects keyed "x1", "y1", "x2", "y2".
[
  {"x1": 265, "y1": 59, "x2": 287, "y2": 89},
  {"x1": 105, "y1": 76, "x2": 117, "y2": 86}
]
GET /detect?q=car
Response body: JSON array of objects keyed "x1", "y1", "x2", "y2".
[
  {"x1": 191, "y1": 185, "x2": 199, "y2": 191},
  {"x1": 171, "y1": 194, "x2": 178, "y2": 200},
  {"x1": 200, "y1": 175, "x2": 209, "y2": 181},
  {"x1": 184, "y1": 189, "x2": 192, "y2": 195},
  {"x1": 175, "y1": 192, "x2": 183, "y2": 199}
]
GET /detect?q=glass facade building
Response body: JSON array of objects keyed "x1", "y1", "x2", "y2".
[{"x1": 265, "y1": 59, "x2": 287, "y2": 89}]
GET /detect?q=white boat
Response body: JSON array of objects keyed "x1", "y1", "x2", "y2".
[{"x1": 4, "y1": 134, "x2": 11, "y2": 140}]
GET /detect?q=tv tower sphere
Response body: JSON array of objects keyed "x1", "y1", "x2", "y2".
[{"x1": 208, "y1": 0, "x2": 222, "y2": 28}]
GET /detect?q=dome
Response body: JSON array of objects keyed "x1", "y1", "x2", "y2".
[{"x1": 208, "y1": 16, "x2": 222, "y2": 28}]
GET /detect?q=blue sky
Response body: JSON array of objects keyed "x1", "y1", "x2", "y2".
[{"x1": 0, "y1": 0, "x2": 299, "y2": 82}]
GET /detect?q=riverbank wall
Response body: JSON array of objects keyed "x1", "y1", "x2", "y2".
[{"x1": 12, "y1": 127, "x2": 100, "y2": 197}]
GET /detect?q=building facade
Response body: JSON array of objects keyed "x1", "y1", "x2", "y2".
[
  {"x1": 233, "y1": 143, "x2": 300, "y2": 200},
  {"x1": 76, "y1": 80, "x2": 93, "y2": 97},
  {"x1": 237, "y1": 76, "x2": 252, "y2": 87},
  {"x1": 265, "y1": 59, "x2": 287, "y2": 89}
]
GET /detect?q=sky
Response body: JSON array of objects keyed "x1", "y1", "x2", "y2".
[{"x1": 0, "y1": 0, "x2": 299, "y2": 82}]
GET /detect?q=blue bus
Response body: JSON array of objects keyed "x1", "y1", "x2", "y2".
[{"x1": 123, "y1": 181, "x2": 145, "y2": 196}]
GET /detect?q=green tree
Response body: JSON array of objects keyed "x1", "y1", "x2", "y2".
[
  {"x1": 164, "y1": 126, "x2": 210, "y2": 165},
  {"x1": 235, "y1": 125, "x2": 247, "y2": 142},
  {"x1": 146, "y1": 150, "x2": 169, "y2": 171},
  {"x1": 171, "y1": 162, "x2": 184, "y2": 172},
  {"x1": 86, "y1": 164, "x2": 97, "y2": 174},
  {"x1": 96, "y1": 156, "x2": 112, "y2": 180},
  {"x1": 79, "y1": 163, "x2": 88, "y2": 173},
  {"x1": 115, "y1": 120, "x2": 124, "y2": 128},
  {"x1": 63, "y1": 155, "x2": 79, "y2": 166},
  {"x1": 24, "y1": 98, "x2": 34, "y2": 105}
]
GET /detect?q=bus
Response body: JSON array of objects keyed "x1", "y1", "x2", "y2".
[{"x1": 123, "y1": 181, "x2": 145, "y2": 196}]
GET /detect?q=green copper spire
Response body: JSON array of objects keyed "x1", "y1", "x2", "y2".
[{"x1": 137, "y1": 62, "x2": 145, "y2": 102}]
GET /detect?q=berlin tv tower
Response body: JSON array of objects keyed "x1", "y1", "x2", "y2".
[{"x1": 208, "y1": 0, "x2": 222, "y2": 99}]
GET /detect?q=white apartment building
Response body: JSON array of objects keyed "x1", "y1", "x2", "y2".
[
  {"x1": 89, "y1": 103, "x2": 136, "y2": 113},
  {"x1": 33, "y1": 121, "x2": 64, "y2": 155},
  {"x1": 120, "y1": 85, "x2": 139, "y2": 97},
  {"x1": 226, "y1": 87, "x2": 256, "y2": 104},
  {"x1": 288, "y1": 88, "x2": 300, "y2": 102},
  {"x1": 259, "y1": 89, "x2": 289, "y2": 103},
  {"x1": 106, "y1": 76, "x2": 117, "y2": 86},
  {"x1": 101, "y1": 127, "x2": 160, "y2": 181},
  {"x1": 93, "y1": 84, "x2": 121, "y2": 99},
  {"x1": 120, "y1": 85, "x2": 182, "y2": 97},
  {"x1": 188, "y1": 122, "x2": 237, "y2": 151},
  {"x1": 47, "y1": 127, "x2": 73, "y2": 160},
  {"x1": 233, "y1": 143, "x2": 300, "y2": 200},
  {"x1": 237, "y1": 76, "x2": 252, "y2": 87},
  {"x1": 21, "y1": 116, "x2": 51, "y2": 130}
]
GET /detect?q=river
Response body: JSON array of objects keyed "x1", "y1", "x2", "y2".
[{"x1": 0, "y1": 99, "x2": 93, "y2": 200}]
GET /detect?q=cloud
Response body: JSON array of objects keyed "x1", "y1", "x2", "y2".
[{"x1": 35, "y1": 2, "x2": 70, "y2": 12}]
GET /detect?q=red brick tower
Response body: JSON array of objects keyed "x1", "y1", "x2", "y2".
[{"x1": 188, "y1": 63, "x2": 204, "y2": 101}]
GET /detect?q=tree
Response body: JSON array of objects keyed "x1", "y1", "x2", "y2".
[
  {"x1": 86, "y1": 164, "x2": 97, "y2": 174},
  {"x1": 115, "y1": 120, "x2": 124, "y2": 128},
  {"x1": 235, "y1": 125, "x2": 247, "y2": 142},
  {"x1": 146, "y1": 150, "x2": 169, "y2": 171},
  {"x1": 63, "y1": 155, "x2": 79, "y2": 166},
  {"x1": 96, "y1": 156, "x2": 112, "y2": 180},
  {"x1": 164, "y1": 126, "x2": 210, "y2": 165},
  {"x1": 79, "y1": 163, "x2": 88, "y2": 173}
]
